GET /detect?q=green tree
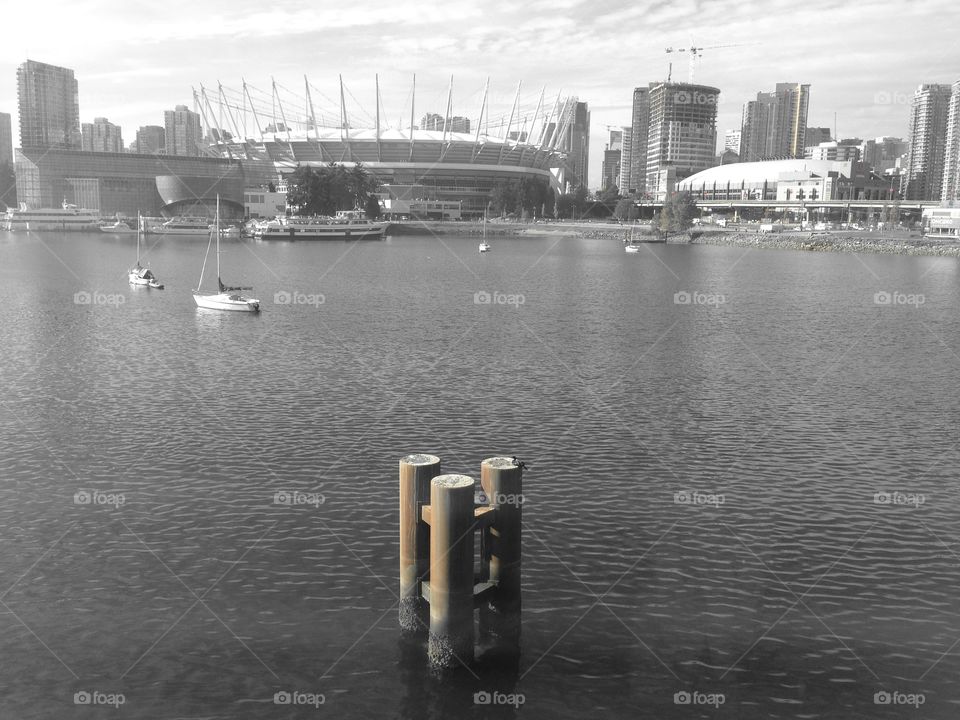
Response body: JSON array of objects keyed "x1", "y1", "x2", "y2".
[
  {"x1": 555, "y1": 194, "x2": 575, "y2": 219},
  {"x1": 659, "y1": 191, "x2": 697, "y2": 239},
  {"x1": 572, "y1": 185, "x2": 589, "y2": 218},
  {"x1": 614, "y1": 198, "x2": 635, "y2": 221},
  {"x1": 286, "y1": 163, "x2": 381, "y2": 216},
  {"x1": 365, "y1": 193, "x2": 382, "y2": 219},
  {"x1": 598, "y1": 184, "x2": 620, "y2": 206}
]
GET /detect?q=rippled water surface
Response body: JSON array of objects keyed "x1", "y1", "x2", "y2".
[{"x1": 2, "y1": 229, "x2": 960, "y2": 718}]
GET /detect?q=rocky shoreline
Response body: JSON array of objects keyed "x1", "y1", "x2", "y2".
[{"x1": 388, "y1": 222, "x2": 960, "y2": 258}]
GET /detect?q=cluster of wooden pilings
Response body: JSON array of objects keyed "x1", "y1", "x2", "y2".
[{"x1": 399, "y1": 454, "x2": 522, "y2": 669}]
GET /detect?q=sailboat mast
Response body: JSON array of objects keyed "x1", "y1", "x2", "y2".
[{"x1": 216, "y1": 195, "x2": 221, "y2": 282}]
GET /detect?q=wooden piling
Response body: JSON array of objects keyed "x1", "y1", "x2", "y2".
[
  {"x1": 479, "y1": 457, "x2": 522, "y2": 651},
  {"x1": 399, "y1": 453, "x2": 441, "y2": 634},
  {"x1": 427, "y1": 474, "x2": 476, "y2": 669}
]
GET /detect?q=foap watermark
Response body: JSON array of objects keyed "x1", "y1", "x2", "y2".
[
  {"x1": 274, "y1": 290, "x2": 325, "y2": 307},
  {"x1": 273, "y1": 490, "x2": 325, "y2": 507},
  {"x1": 674, "y1": 290, "x2": 725, "y2": 307},
  {"x1": 674, "y1": 690, "x2": 725, "y2": 707},
  {"x1": 874, "y1": 91, "x2": 913, "y2": 106},
  {"x1": 74, "y1": 690, "x2": 125, "y2": 708},
  {"x1": 74, "y1": 291, "x2": 125, "y2": 307},
  {"x1": 675, "y1": 90, "x2": 718, "y2": 106},
  {"x1": 874, "y1": 690, "x2": 925, "y2": 708},
  {"x1": 491, "y1": 491, "x2": 525, "y2": 507},
  {"x1": 874, "y1": 491, "x2": 926, "y2": 508},
  {"x1": 474, "y1": 691, "x2": 525, "y2": 708},
  {"x1": 674, "y1": 490, "x2": 725, "y2": 508},
  {"x1": 273, "y1": 690, "x2": 325, "y2": 707},
  {"x1": 474, "y1": 290, "x2": 525, "y2": 308},
  {"x1": 874, "y1": 291, "x2": 924, "y2": 307},
  {"x1": 74, "y1": 489, "x2": 126, "y2": 509}
]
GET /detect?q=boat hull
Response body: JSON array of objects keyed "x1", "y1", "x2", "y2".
[
  {"x1": 259, "y1": 223, "x2": 389, "y2": 241},
  {"x1": 193, "y1": 292, "x2": 260, "y2": 312}
]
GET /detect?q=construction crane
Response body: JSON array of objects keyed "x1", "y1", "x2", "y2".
[{"x1": 665, "y1": 43, "x2": 755, "y2": 83}]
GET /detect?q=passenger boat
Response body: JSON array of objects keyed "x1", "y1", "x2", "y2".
[
  {"x1": 147, "y1": 216, "x2": 212, "y2": 236},
  {"x1": 258, "y1": 210, "x2": 389, "y2": 240},
  {"x1": 5, "y1": 202, "x2": 100, "y2": 232},
  {"x1": 100, "y1": 216, "x2": 137, "y2": 234}
]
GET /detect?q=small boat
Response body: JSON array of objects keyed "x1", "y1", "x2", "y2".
[
  {"x1": 100, "y1": 217, "x2": 136, "y2": 234},
  {"x1": 479, "y1": 213, "x2": 491, "y2": 253},
  {"x1": 625, "y1": 244, "x2": 641, "y2": 253},
  {"x1": 128, "y1": 213, "x2": 164, "y2": 288},
  {"x1": 193, "y1": 197, "x2": 259, "y2": 312},
  {"x1": 147, "y1": 216, "x2": 211, "y2": 236}
]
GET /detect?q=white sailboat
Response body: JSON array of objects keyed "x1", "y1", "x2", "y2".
[
  {"x1": 624, "y1": 221, "x2": 641, "y2": 253},
  {"x1": 193, "y1": 198, "x2": 260, "y2": 312},
  {"x1": 478, "y1": 212, "x2": 491, "y2": 253},
  {"x1": 128, "y1": 213, "x2": 164, "y2": 288}
]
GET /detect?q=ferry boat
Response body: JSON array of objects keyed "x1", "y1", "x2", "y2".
[
  {"x1": 5, "y1": 202, "x2": 101, "y2": 232},
  {"x1": 258, "y1": 210, "x2": 389, "y2": 240},
  {"x1": 146, "y1": 216, "x2": 212, "y2": 236}
]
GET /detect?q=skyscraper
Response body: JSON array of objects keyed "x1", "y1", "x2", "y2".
[
  {"x1": 618, "y1": 125, "x2": 632, "y2": 194},
  {"x1": 601, "y1": 129, "x2": 622, "y2": 192},
  {"x1": 132, "y1": 125, "x2": 166, "y2": 154},
  {"x1": 903, "y1": 84, "x2": 952, "y2": 201},
  {"x1": 555, "y1": 98, "x2": 590, "y2": 189},
  {"x1": 646, "y1": 82, "x2": 719, "y2": 197},
  {"x1": 16, "y1": 59, "x2": 81, "y2": 149},
  {"x1": 81, "y1": 117, "x2": 123, "y2": 153},
  {"x1": 724, "y1": 130, "x2": 741, "y2": 154},
  {"x1": 164, "y1": 105, "x2": 202, "y2": 157},
  {"x1": 624, "y1": 87, "x2": 650, "y2": 195},
  {"x1": 941, "y1": 81, "x2": 960, "y2": 203},
  {"x1": 0, "y1": 112, "x2": 12, "y2": 165},
  {"x1": 739, "y1": 83, "x2": 810, "y2": 161}
]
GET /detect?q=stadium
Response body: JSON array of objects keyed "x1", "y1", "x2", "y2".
[{"x1": 197, "y1": 77, "x2": 580, "y2": 218}]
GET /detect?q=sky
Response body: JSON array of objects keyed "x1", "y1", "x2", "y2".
[{"x1": 1, "y1": 0, "x2": 959, "y2": 190}]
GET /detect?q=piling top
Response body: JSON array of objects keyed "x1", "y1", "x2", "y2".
[
  {"x1": 482, "y1": 457, "x2": 518, "y2": 470},
  {"x1": 432, "y1": 474, "x2": 475, "y2": 488},
  {"x1": 401, "y1": 453, "x2": 441, "y2": 466}
]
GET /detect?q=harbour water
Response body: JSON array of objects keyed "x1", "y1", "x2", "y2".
[{"x1": 1, "y1": 229, "x2": 960, "y2": 718}]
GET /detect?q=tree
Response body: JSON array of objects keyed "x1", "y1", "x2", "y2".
[
  {"x1": 555, "y1": 194, "x2": 575, "y2": 219},
  {"x1": 572, "y1": 185, "x2": 589, "y2": 218},
  {"x1": 598, "y1": 184, "x2": 619, "y2": 206},
  {"x1": 285, "y1": 163, "x2": 380, "y2": 216},
  {"x1": 659, "y1": 191, "x2": 697, "y2": 239},
  {"x1": 614, "y1": 198, "x2": 635, "y2": 221},
  {"x1": 365, "y1": 193, "x2": 382, "y2": 219}
]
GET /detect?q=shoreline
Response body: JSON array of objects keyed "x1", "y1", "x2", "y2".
[{"x1": 388, "y1": 221, "x2": 960, "y2": 258}]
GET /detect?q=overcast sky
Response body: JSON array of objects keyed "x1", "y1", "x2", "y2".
[{"x1": 1, "y1": 0, "x2": 958, "y2": 189}]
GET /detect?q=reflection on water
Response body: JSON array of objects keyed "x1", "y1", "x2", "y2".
[{"x1": 1, "y1": 231, "x2": 960, "y2": 719}]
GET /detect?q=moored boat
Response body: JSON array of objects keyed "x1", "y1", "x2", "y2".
[
  {"x1": 258, "y1": 210, "x2": 389, "y2": 240},
  {"x1": 100, "y1": 218, "x2": 137, "y2": 234},
  {"x1": 193, "y1": 197, "x2": 259, "y2": 312},
  {"x1": 6, "y1": 202, "x2": 100, "y2": 232},
  {"x1": 147, "y1": 216, "x2": 211, "y2": 236}
]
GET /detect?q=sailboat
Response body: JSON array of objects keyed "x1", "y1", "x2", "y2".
[
  {"x1": 478, "y1": 212, "x2": 491, "y2": 253},
  {"x1": 128, "y1": 213, "x2": 164, "y2": 288},
  {"x1": 624, "y1": 221, "x2": 641, "y2": 253},
  {"x1": 193, "y1": 197, "x2": 260, "y2": 312}
]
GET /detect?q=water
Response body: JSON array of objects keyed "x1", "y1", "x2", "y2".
[{"x1": 1, "y1": 229, "x2": 959, "y2": 718}]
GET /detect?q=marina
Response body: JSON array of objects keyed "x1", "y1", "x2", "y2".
[{"x1": 1, "y1": 229, "x2": 958, "y2": 718}]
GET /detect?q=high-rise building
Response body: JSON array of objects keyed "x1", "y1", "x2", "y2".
[
  {"x1": 805, "y1": 127, "x2": 832, "y2": 147},
  {"x1": 941, "y1": 81, "x2": 960, "y2": 203},
  {"x1": 132, "y1": 125, "x2": 166, "y2": 154},
  {"x1": 16, "y1": 59, "x2": 81, "y2": 149},
  {"x1": 624, "y1": 87, "x2": 650, "y2": 195},
  {"x1": 772, "y1": 83, "x2": 810, "y2": 158},
  {"x1": 555, "y1": 98, "x2": 590, "y2": 189},
  {"x1": 618, "y1": 125, "x2": 632, "y2": 195},
  {"x1": 804, "y1": 139, "x2": 862, "y2": 162},
  {"x1": 724, "y1": 130, "x2": 741, "y2": 154},
  {"x1": 164, "y1": 105, "x2": 202, "y2": 157},
  {"x1": 740, "y1": 83, "x2": 810, "y2": 161},
  {"x1": 81, "y1": 117, "x2": 123, "y2": 153},
  {"x1": 903, "y1": 84, "x2": 952, "y2": 201},
  {"x1": 861, "y1": 136, "x2": 908, "y2": 173},
  {"x1": 646, "y1": 82, "x2": 719, "y2": 197},
  {"x1": 0, "y1": 112, "x2": 12, "y2": 165},
  {"x1": 420, "y1": 113, "x2": 471, "y2": 134},
  {"x1": 603, "y1": 128, "x2": 622, "y2": 192}
]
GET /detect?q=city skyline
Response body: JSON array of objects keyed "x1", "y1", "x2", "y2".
[{"x1": 0, "y1": 0, "x2": 958, "y2": 187}]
